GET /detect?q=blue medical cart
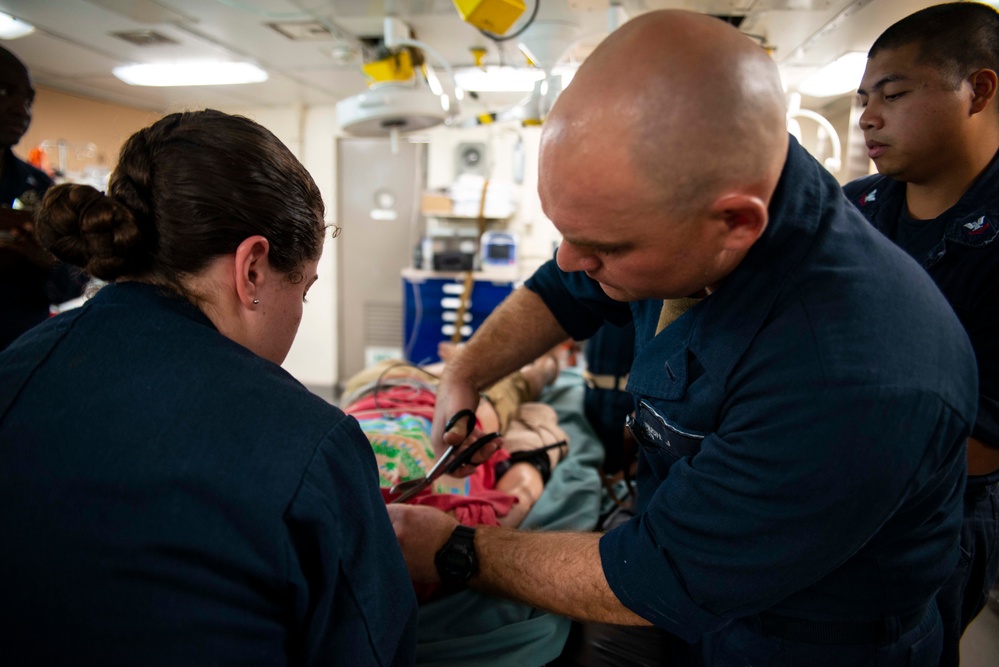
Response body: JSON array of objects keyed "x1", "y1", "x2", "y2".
[{"x1": 402, "y1": 269, "x2": 515, "y2": 365}]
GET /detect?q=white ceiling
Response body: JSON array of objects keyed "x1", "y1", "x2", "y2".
[{"x1": 0, "y1": 0, "x2": 948, "y2": 115}]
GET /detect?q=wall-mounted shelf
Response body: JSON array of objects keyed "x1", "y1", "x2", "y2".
[
  {"x1": 420, "y1": 192, "x2": 513, "y2": 220},
  {"x1": 423, "y1": 212, "x2": 510, "y2": 220}
]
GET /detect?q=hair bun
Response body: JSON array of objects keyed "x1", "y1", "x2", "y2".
[{"x1": 37, "y1": 183, "x2": 151, "y2": 280}]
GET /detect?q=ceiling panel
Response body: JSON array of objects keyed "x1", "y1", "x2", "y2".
[{"x1": 0, "y1": 0, "x2": 957, "y2": 115}]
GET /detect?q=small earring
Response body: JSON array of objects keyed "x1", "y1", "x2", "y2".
[{"x1": 253, "y1": 299, "x2": 259, "y2": 305}]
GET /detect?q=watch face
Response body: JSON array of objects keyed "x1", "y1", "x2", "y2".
[
  {"x1": 435, "y1": 526, "x2": 477, "y2": 584},
  {"x1": 441, "y1": 548, "x2": 473, "y2": 577}
]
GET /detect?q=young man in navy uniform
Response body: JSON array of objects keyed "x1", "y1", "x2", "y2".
[{"x1": 845, "y1": 4, "x2": 999, "y2": 665}]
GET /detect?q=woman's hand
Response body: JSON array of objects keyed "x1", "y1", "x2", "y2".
[{"x1": 386, "y1": 504, "x2": 458, "y2": 583}]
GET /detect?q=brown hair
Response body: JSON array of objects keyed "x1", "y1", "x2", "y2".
[{"x1": 36, "y1": 109, "x2": 326, "y2": 286}]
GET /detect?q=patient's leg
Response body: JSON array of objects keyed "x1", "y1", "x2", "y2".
[{"x1": 480, "y1": 354, "x2": 560, "y2": 433}]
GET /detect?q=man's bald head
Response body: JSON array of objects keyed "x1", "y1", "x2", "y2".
[{"x1": 542, "y1": 10, "x2": 788, "y2": 216}]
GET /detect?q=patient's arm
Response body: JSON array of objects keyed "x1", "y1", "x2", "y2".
[
  {"x1": 431, "y1": 400, "x2": 566, "y2": 528},
  {"x1": 495, "y1": 464, "x2": 544, "y2": 528},
  {"x1": 494, "y1": 403, "x2": 567, "y2": 528}
]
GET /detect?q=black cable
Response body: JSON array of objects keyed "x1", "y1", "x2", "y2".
[{"x1": 479, "y1": 0, "x2": 540, "y2": 43}]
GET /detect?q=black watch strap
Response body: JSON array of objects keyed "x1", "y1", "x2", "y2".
[{"x1": 434, "y1": 525, "x2": 478, "y2": 585}]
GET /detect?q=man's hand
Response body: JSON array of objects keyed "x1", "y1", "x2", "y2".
[
  {"x1": 430, "y1": 363, "x2": 502, "y2": 476},
  {"x1": 0, "y1": 209, "x2": 54, "y2": 270},
  {"x1": 0, "y1": 207, "x2": 35, "y2": 233},
  {"x1": 428, "y1": 288, "x2": 570, "y2": 472},
  {"x1": 387, "y1": 504, "x2": 458, "y2": 583}
]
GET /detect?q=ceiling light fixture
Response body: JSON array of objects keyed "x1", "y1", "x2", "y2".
[
  {"x1": 453, "y1": 65, "x2": 545, "y2": 93},
  {"x1": 337, "y1": 16, "x2": 462, "y2": 150},
  {"x1": 797, "y1": 51, "x2": 868, "y2": 98},
  {"x1": 0, "y1": 12, "x2": 35, "y2": 40},
  {"x1": 112, "y1": 62, "x2": 268, "y2": 87},
  {"x1": 337, "y1": 83, "x2": 449, "y2": 136}
]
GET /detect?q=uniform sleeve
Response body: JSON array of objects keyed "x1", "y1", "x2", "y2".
[
  {"x1": 599, "y1": 301, "x2": 973, "y2": 641},
  {"x1": 524, "y1": 256, "x2": 633, "y2": 341},
  {"x1": 283, "y1": 417, "x2": 417, "y2": 667}
]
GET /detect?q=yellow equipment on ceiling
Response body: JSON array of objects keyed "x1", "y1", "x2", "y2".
[{"x1": 452, "y1": 0, "x2": 527, "y2": 36}]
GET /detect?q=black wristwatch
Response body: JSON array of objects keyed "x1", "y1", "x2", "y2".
[{"x1": 434, "y1": 525, "x2": 478, "y2": 585}]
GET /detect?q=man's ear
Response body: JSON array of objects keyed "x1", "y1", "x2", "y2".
[
  {"x1": 968, "y1": 68, "x2": 998, "y2": 115},
  {"x1": 710, "y1": 194, "x2": 769, "y2": 252},
  {"x1": 233, "y1": 235, "x2": 271, "y2": 309}
]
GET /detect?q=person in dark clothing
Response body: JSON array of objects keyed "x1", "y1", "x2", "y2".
[
  {"x1": 0, "y1": 110, "x2": 417, "y2": 665},
  {"x1": 844, "y1": 4, "x2": 999, "y2": 664},
  {"x1": 386, "y1": 10, "x2": 977, "y2": 667},
  {"x1": 582, "y1": 320, "x2": 635, "y2": 482},
  {"x1": 0, "y1": 45, "x2": 85, "y2": 350}
]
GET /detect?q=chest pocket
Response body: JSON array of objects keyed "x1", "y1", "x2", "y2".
[{"x1": 626, "y1": 399, "x2": 705, "y2": 463}]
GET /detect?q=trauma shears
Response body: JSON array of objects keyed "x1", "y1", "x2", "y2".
[{"x1": 389, "y1": 409, "x2": 500, "y2": 504}]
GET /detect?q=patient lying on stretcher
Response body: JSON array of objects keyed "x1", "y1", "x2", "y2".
[{"x1": 341, "y1": 344, "x2": 568, "y2": 531}]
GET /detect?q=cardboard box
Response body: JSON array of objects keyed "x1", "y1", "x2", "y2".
[{"x1": 421, "y1": 193, "x2": 453, "y2": 216}]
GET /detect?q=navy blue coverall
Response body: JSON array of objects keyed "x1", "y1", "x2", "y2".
[
  {"x1": 845, "y1": 152, "x2": 999, "y2": 667},
  {"x1": 0, "y1": 282, "x2": 418, "y2": 666},
  {"x1": 527, "y1": 137, "x2": 978, "y2": 666}
]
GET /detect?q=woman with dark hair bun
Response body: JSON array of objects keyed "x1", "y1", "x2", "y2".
[{"x1": 0, "y1": 110, "x2": 417, "y2": 665}]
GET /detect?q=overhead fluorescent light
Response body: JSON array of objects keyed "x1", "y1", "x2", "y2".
[
  {"x1": 453, "y1": 66, "x2": 545, "y2": 93},
  {"x1": 112, "y1": 62, "x2": 268, "y2": 87},
  {"x1": 797, "y1": 52, "x2": 868, "y2": 98},
  {"x1": 0, "y1": 12, "x2": 35, "y2": 39}
]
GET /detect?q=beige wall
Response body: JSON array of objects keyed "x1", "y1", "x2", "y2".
[
  {"x1": 17, "y1": 86, "x2": 161, "y2": 181},
  {"x1": 202, "y1": 104, "x2": 340, "y2": 389},
  {"x1": 9, "y1": 91, "x2": 553, "y2": 392}
]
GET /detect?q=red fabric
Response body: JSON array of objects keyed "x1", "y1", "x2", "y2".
[
  {"x1": 347, "y1": 386, "x2": 520, "y2": 602},
  {"x1": 347, "y1": 389, "x2": 516, "y2": 519},
  {"x1": 344, "y1": 387, "x2": 437, "y2": 422},
  {"x1": 378, "y1": 447, "x2": 516, "y2": 525}
]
